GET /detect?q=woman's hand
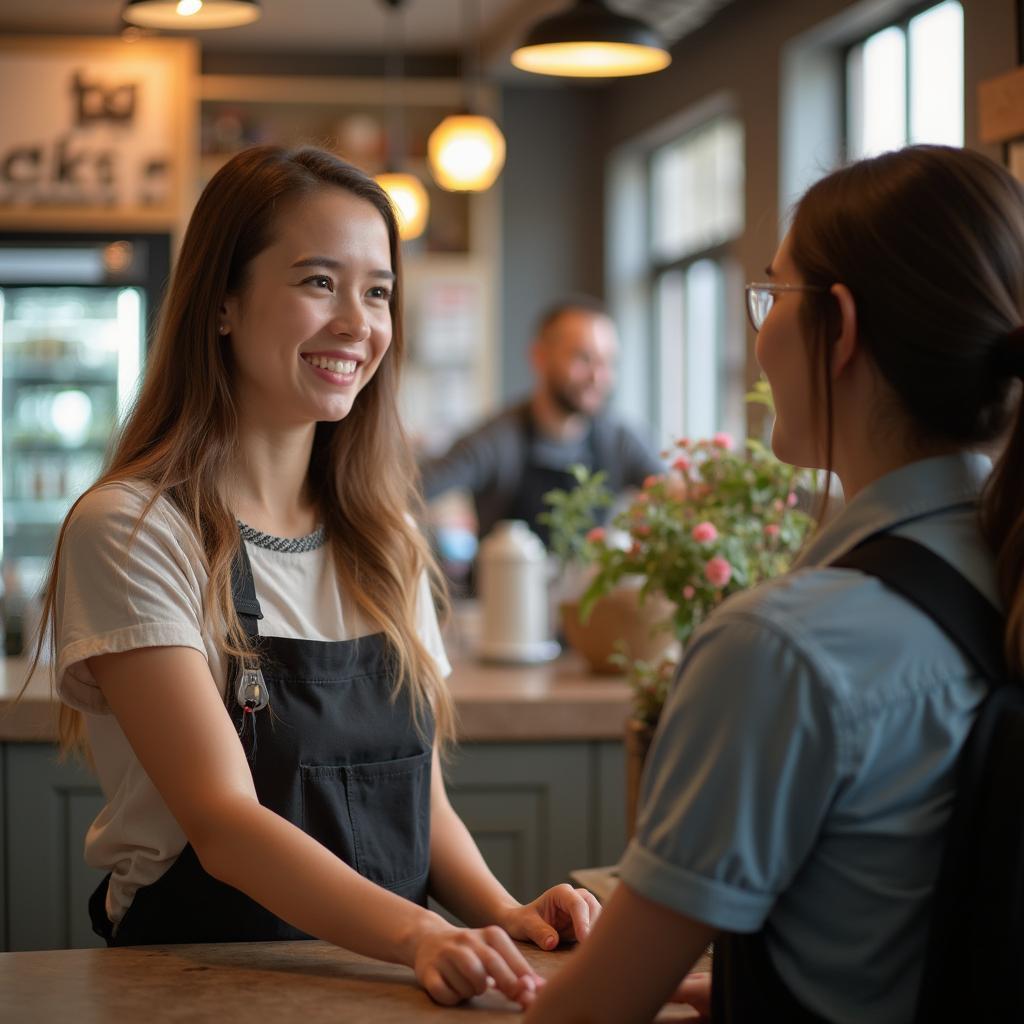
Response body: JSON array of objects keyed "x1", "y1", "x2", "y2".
[
  {"x1": 668, "y1": 970, "x2": 712, "y2": 1019},
  {"x1": 499, "y1": 883, "x2": 602, "y2": 950},
  {"x1": 412, "y1": 917, "x2": 544, "y2": 1008}
]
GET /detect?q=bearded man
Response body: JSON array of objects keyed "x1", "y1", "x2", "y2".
[{"x1": 419, "y1": 296, "x2": 660, "y2": 547}]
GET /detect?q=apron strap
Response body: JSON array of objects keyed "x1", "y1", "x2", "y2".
[{"x1": 230, "y1": 537, "x2": 263, "y2": 638}]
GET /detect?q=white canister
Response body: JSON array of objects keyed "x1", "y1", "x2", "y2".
[{"x1": 477, "y1": 520, "x2": 560, "y2": 663}]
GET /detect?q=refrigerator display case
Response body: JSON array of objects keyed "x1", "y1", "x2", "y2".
[{"x1": 0, "y1": 234, "x2": 169, "y2": 653}]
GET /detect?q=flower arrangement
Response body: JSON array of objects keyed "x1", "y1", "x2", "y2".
[{"x1": 543, "y1": 415, "x2": 815, "y2": 725}]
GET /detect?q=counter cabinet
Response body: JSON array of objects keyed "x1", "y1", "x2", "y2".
[{"x1": 0, "y1": 738, "x2": 626, "y2": 952}]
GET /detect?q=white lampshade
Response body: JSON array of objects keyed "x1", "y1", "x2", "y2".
[
  {"x1": 375, "y1": 172, "x2": 430, "y2": 241},
  {"x1": 428, "y1": 114, "x2": 506, "y2": 192}
]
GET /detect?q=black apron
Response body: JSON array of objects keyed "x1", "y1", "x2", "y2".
[
  {"x1": 507, "y1": 409, "x2": 598, "y2": 548},
  {"x1": 89, "y1": 540, "x2": 433, "y2": 945}
]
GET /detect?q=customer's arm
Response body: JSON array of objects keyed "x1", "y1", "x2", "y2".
[{"x1": 418, "y1": 418, "x2": 504, "y2": 501}]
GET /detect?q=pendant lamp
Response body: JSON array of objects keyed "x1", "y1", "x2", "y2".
[
  {"x1": 375, "y1": 172, "x2": 430, "y2": 241},
  {"x1": 122, "y1": 0, "x2": 261, "y2": 29},
  {"x1": 511, "y1": 0, "x2": 671, "y2": 78},
  {"x1": 427, "y1": 0, "x2": 506, "y2": 192},
  {"x1": 373, "y1": 0, "x2": 430, "y2": 241}
]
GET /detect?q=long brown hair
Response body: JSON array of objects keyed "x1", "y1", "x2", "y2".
[
  {"x1": 34, "y1": 145, "x2": 454, "y2": 754},
  {"x1": 788, "y1": 144, "x2": 1024, "y2": 674}
]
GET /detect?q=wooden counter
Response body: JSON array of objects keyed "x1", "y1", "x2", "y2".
[
  {"x1": 0, "y1": 939, "x2": 699, "y2": 1022},
  {"x1": 0, "y1": 650, "x2": 633, "y2": 744}
]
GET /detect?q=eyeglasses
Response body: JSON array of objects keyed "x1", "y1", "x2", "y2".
[{"x1": 745, "y1": 282, "x2": 827, "y2": 332}]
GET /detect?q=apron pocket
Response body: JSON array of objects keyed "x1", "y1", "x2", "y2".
[{"x1": 300, "y1": 750, "x2": 431, "y2": 889}]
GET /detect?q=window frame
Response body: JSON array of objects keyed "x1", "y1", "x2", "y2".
[{"x1": 842, "y1": 0, "x2": 964, "y2": 160}]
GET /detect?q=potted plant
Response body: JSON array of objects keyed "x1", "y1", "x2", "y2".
[
  {"x1": 539, "y1": 467, "x2": 676, "y2": 673},
  {"x1": 542, "y1": 414, "x2": 815, "y2": 834}
]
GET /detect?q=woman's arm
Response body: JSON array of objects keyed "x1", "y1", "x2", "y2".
[
  {"x1": 427, "y1": 746, "x2": 601, "y2": 948},
  {"x1": 89, "y1": 645, "x2": 540, "y2": 1006},
  {"x1": 523, "y1": 880, "x2": 715, "y2": 1024}
]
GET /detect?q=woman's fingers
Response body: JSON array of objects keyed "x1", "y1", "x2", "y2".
[
  {"x1": 437, "y1": 951, "x2": 485, "y2": 1002},
  {"x1": 426, "y1": 927, "x2": 540, "y2": 1007},
  {"x1": 549, "y1": 883, "x2": 594, "y2": 940},
  {"x1": 420, "y1": 965, "x2": 463, "y2": 1006},
  {"x1": 481, "y1": 924, "x2": 535, "y2": 978}
]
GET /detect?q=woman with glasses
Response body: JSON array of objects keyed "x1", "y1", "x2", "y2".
[{"x1": 525, "y1": 144, "x2": 1024, "y2": 1023}]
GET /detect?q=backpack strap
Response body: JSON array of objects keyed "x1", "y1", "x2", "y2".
[
  {"x1": 832, "y1": 532, "x2": 1024, "y2": 1022},
  {"x1": 831, "y1": 533, "x2": 1006, "y2": 684}
]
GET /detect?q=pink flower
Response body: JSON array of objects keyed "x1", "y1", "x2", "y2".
[
  {"x1": 763, "y1": 524, "x2": 780, "y2": 538},
  {"x1": 773, "y1": 498, "x2": 784, "y2": 512},
  {"x1": 585, "y1": 527, "x2": 606, "y2": 544},
  {"x1": 682, "y1": 585, "x2": 696, "y2": 600},
  {"x1": 632, "y1": 523, "x2": 652, "y2": 538},
  {"x1": 672, "y1": 454, "x2": 692, "y2": 472},
  {"x1": 675, "y1": 437, "x2": 691, "y2": 449},
  {"x1": 786, "y1": 491, "x2": 798, "y2": 507},
  {"x1": 691, "y1": 521, "x2": 718, "y2": 543},
  {"x1": 643, "y1": 474, "x2": 662, "y2": 490},
  {"x1": 704, "y1": 556, "x2": 733, "y2": 588},
  {"x1": 712, "y1": 432, "x2": 733, "y2": 450}
]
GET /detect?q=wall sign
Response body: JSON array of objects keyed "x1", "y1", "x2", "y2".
[{"x1": 0, "y1": 37, "x2": 197, "y2": 231}]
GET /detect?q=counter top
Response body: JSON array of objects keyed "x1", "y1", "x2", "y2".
[
  {"x1": 0, "y1": 939, "x2": 699, "y2": 1022},
  {"x1": 0, "y1": 649, "x2": 633, "y2": 744}
]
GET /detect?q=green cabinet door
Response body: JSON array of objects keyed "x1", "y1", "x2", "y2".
[
  {"x1": 5, "y1": 743, "x2": 106, "y2": 951},
  {"x1": 445, "y1": 741, "x2": 626, "y2": 904}
]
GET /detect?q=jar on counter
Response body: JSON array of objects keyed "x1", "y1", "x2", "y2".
[{"x1": 477, "y1": 520, "x2": 560, "y2": 664}]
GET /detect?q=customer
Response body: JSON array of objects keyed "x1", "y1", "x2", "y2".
[
  {"x1": 524, "y1": 144, "x2": 1024, "y2": 1023},
  {"x1": 419, "y1": 297, "x2": 661, "y2": 547},
  {"x1": 35, "y1": 145, "x2": 598, "y2": 1008}
]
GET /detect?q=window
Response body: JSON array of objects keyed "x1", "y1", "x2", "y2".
[
  {"x1": 649, "y1": 118, "x2": 743, "y2": 441},
  {"x1": 845, "y1": 0, "x2": 963, "y2": 160},
  {"x1": 608, "y1": 110, "x2": 745, "y2": 446}
]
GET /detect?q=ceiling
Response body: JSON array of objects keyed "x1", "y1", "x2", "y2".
[{"x1": 0, "y1": 0, "x2": 733, "y2": 64}]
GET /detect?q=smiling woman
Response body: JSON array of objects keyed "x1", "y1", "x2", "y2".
[
  {"x1": 24, "y1": 145, "x2": 599, "y2": 1007},
  {"x1": 221, "y1": 187, "x2": 396, "y2": 426}
]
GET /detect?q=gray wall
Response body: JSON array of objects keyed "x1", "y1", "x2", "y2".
[{"x1": 498, "y1": 84, "x2": 607, "y2": 400}]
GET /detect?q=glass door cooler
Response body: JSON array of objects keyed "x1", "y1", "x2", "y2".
[{"x1": 0, "y1": 235, "x2": 169, "y2": 653}]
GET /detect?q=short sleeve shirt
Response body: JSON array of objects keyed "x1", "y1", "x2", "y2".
[
  {"x1": 617, "y1": 453, "x2": 996, "y2": 1024},
  {"x1": 54, "y1": 481, "x2": 451, "y2": 926}
]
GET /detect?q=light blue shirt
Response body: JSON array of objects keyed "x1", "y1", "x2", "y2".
[{"x1": 618, "y1": 453, "x2": 996, "y2": 1024}]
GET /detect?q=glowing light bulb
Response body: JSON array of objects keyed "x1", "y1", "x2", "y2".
[{"x1": 176, "y1": 0, "x2": 203, "y2": 15}]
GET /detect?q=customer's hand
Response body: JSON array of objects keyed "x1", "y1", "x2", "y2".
[
  {"x1": 500, "y1": 883, "x2": 602, "y2": 949},
  {"x1": 668, "y1": 970, "x2": 712, "y2": 1019},
  {"x1": 412, "y1": 917, "x2": 543, "y2": 1008}
]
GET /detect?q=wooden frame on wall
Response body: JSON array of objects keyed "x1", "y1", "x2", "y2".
[{"x1": 0, "y1": 36, "x2": 198, "y2": 235}]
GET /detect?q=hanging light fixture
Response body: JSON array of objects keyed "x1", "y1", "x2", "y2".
[
  {"x1": 511, "y1": 0, "x2": 670, "y2": 78},
  {"x1": 375, "y1": 172, "x2": 430, "y2": 241},
  {"x1": 122, "y1": 0, "x2": 261, "y2": 29},
  {"x1": 373, "y1": 0, "x2": 430, "y2": 241},
  {"x1": 427, "y1": 0, "x2": 506, "y2": 192}
]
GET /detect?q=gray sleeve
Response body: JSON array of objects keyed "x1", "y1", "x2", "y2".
[
  {"x1": 418, "y1": 429, "x2": 496, "y2": 501},
  {"x1": 418, "y1": 415, "x2": 508, "y2": 500}
]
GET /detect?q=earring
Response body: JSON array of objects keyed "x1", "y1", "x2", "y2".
[{"x1": 218, "y1": 324, "x2": 229, "y2": 335}]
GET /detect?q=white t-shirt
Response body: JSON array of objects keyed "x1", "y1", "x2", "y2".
[{"x1": 54, "y1": 481, "x2": 451, "y2": 927}]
